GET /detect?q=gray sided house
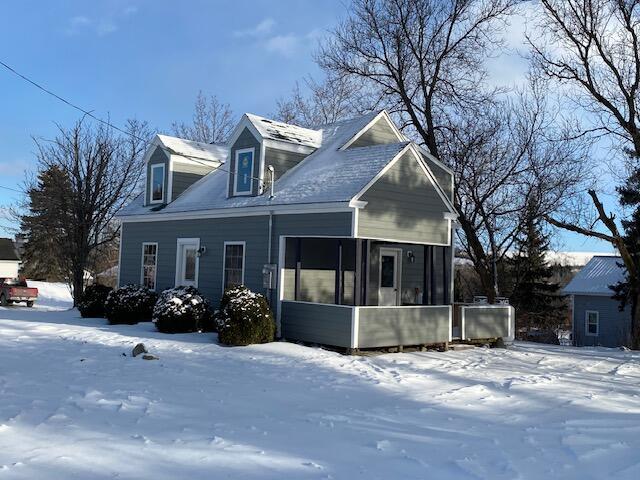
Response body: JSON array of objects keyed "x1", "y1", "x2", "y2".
[
  {"x1": 0, "y1": 237, "x2": 20, "y2": 279},
  {"x1": 564, "y1": 256, "x2": 630, "y2": 347},
  {"x1": 117, "y1": 111, "x2": 513, "y2": 350}
]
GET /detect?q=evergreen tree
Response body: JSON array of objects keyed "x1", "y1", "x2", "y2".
[
  {"x1": 20, "y1": 166, "x2": 72, "y2": 281},
  {"x1": 510, "y1": 202, "x2": 566, "y2": 335},
  {"x1": 611, "y1": 162, "x2": 640, "y2": 346}
]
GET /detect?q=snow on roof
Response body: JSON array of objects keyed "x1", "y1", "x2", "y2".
[
  {"x1": 545, "y1": 251, "x2": 618, "y2": 268},
  {"x1": 119, "y1": 112, "x2": 408, "y2": 217},
  {"x1": 563, "y1": 256, "x2": 626, "y2": 296},
  {"x1": 245, "y1": 114, "x2": 323, "y2": 148},
  {"x1": 156, "y1": 134, "x2": 228, "y2": 164}
]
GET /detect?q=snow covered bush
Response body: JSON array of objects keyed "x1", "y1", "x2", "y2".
[
  {"x1": 215, "y1": 285, "x2": 275, "y2": 346},
  {"x1": 77, "y1": 284, "x2": 112, "y2": 318},
  {"x1": 104, "y1": 284, "x2": 157, "y2": 325},
  {"x1": 153, "y1": 286, "x2": 215, "y2": 333}
]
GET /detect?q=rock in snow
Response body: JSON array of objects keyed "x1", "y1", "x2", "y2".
[{"x1": 132, "y1": 343, "x2": 148, "y2": 357}]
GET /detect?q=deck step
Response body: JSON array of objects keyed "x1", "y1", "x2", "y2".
[{"x1": 449, "y1": 343, "x2": 476, "y2": 351}]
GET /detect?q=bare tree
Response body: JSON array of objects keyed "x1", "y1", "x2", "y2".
[
  {"x1": 318, "y1": 0, "x2": 587, "y2": 301},
  {"x1": 527, "y1": 0, "x2": 640, "y2": 347},
  {"x1": 275, "y1": 75, "x2": 365, "y2": 127},
  {"x1": 171, "y1": 91, "x2": 235, "y2": 144},
  {"x1": 319, "y1": 0, "x2": 518, "y2": 153},
  {"x1": 22, "y1": 117, "x2": 150, "y2": 303},
  {"x1": 442, "y1": 85, "x2": 588, "y2": 298}
]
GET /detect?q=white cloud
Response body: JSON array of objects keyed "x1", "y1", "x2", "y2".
[
  {"x1": 265, "y1": 34, "x2": 300, "y2": 57},
  {"x1": 123, "y1": 6, "x2": 138, "y2": 16},
  {"x1": 0, "y1": 162, "x2": 25, "y2": 177},
  {"x1": 97, "y1": 21, "x2": 118, "y2": 36},
  {"x1": 233, "y1": 17, "x2": 322, "y2": 57},
  {"x1": 234, "y1": 18, "x2": 276, "y2": 37},
  {"x1": 64, "y1": 6, "x2": 138, "y2": 37}
]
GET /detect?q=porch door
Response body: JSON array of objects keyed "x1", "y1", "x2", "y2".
[
  {"x1": 176, "y1": 239, "x2": 199, "y2": 287},
  {"x1": 378, "y1": 248, "x2": 402, "y2": 306}
]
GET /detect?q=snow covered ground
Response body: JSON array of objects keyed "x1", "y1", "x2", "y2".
[{"x1": 1, "y1": 284, "x2": 639, "y2": 479}]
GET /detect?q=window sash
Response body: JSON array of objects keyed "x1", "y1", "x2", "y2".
[
  {"x1": 151, "y1": 164, "x2": 165, "y2": 202},
  {"x1": 224, "y1": 243, "x2": 244, "y2": 288},
  {"x1": 234, "y1": 150, "x2": 254, "y2": 195},
  {"x1": 142, "y1": 243, "x2": 157, "y2": 289},
  {"x1": 585, "y1": 311, "x2": 599, "y2": 336}
]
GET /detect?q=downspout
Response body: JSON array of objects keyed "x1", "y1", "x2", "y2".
[
  {"x1": 267, "y1": 166, "x2": 275, "y2": 264},
  {"x1": 267, "y1": 165, "x2": 275, "y2": 306}
]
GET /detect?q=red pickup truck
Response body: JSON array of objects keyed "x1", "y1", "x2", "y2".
[{"x1": 0, "y1": 278, "x2": 38, "y2": 307}]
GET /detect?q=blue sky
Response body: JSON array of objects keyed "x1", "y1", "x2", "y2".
[{"x1": 0, "y1": 0, "x2": 617, "y2": 253}]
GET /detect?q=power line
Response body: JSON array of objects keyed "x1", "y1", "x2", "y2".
[
  {"x1": 0, "y1": 59, "x2": 267, "y2": 185},
  {"x1": 0, "y1": 184, "x2": 23, "y2": 194}
]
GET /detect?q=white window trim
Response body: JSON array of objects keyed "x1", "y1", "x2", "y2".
[
  {"x1": 233, "y1": 148, "x2": 255, "y2": 196},
  {"x1": 175, "y1": 237, "x2": 200, "y2": 287},
  {"x1": 149, "y1": 163, "x2": 166, "y2": 204},
  {"x1": 222, "y1": 241, "x2": 246, "y2": 292},
  {"x1": 140, "y1": 242, "x2": 158, "y2": 290},
  {"x1": 585, "y1": 310, "x2": 599, "y2": 336}
]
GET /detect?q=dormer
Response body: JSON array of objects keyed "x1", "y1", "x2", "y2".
[
  {"x1": 143, "y1": 135, "x2": 228, "y2": 207},
  {"x1": 225, "y1": 114, "x2": 320, "y2": 198}
]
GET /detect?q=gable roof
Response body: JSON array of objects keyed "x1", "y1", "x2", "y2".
[
  {"x1": 0, "y1": 238, "x2": 19, "y2": 261},
  {"x1": 152, "y1": 135, "x2": 228, "y2": 164},
  {"x1": 563, "y1": 255, "x2": 625, "y2": 296},
  {"x1": 118, "y1": 110, "x2": 455, "y2": 219}
]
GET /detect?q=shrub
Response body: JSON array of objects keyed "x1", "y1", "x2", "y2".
[
  {"x1": 104, "y1": 284, "x2": 157, "y2": 325},
  {"x1": 215, "y1": 285, "x2": 275, "y2": 346},
  {"x1": 78, "y1": 284, "x2": 113, "y2": 318},
  {"x1": 153, "y1": 286, "x2": 214, "y2": 333}
]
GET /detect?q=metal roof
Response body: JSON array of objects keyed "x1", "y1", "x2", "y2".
[{"x1": 563, "y1": 255, "x2": 625, "y2": 296}]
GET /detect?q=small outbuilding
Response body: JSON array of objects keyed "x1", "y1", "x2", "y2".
[
  {"x1": 563, "y1": 255, "x2": 630, "y2": 347},
  {"x1": 0, "y1": 238, "x2": 20, "y2": 279}
]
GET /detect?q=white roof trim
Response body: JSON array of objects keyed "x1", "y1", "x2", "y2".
[
  {"x1": 226, "y1": 114, "x2": 264, "y2": 148},
  {"x1": 118, "y1": 202, "x2": 354, "y2": 223},
  {"x1": 142, "y1": 136, "x2": 165, "y2": 164},
  {"x1": 339, "y1": 110, "x2": 406, "y2": 151},
  {"x1": 410, "y1": 144, "x2": 457, "y2": 215},
  {"x1": 351, "y1": 143, "x2": 456, "y2": 216},
  {"x1": 351, "y1": 144, "x2": 412, "y2": 200},
  {"x1": 417, "y1": 144, "x2": 454, "y2": 176}
]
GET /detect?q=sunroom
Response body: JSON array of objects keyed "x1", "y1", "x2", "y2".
[
  {"x1": 278, "y1": 236, "x2": 515, "y2": 351},
  {"x1": 278, "y1": 237, "x2": 455, "y2": 350}
]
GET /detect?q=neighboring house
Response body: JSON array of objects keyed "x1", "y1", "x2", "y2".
[
  {"x1": 563, "y1": 256, "x2": 630, "y2": 347},
  {"x1": 0, "y1": 238, "x2": 20, "y2": 279},
  {"x1": 117, "y1": 111, "x2": 513, "y2": 350}
]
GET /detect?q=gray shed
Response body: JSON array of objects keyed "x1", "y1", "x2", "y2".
[{"x1": 563, "y1": 256, "x2": 630, "y2": 347}]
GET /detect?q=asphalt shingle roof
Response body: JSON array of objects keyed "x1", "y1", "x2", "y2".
[{"x1": 119, "y1": 111, "x2": 412, "y2": 218}]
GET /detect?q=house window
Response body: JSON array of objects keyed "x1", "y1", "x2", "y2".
[
  {"x1": 141, "y1": 243, "x2": 158, "y2": 290},
  {"x1": 585, "y1": 310, "x2": 599, "y2": 336},
  {"x1": 223, "y1": 242, "x2": 245, "y2": 289},
  {"x1": 234, "y1": 148, "x2": 254, "y2": 195},
  {"x1": 150, "y1": 164, "x2": 165, "y2": 203}
]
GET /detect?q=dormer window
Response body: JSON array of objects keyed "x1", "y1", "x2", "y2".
[
  {"x1": 234, "y1": 148, "x2": 254, "y2": 196},
  {"x1": 150, "y1": 164, "x2": 165, "y2": 203}
]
